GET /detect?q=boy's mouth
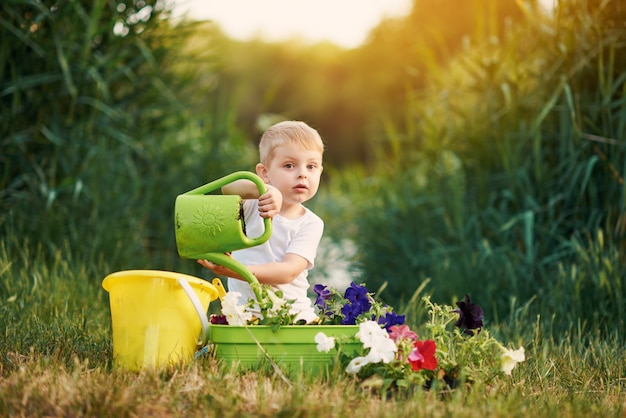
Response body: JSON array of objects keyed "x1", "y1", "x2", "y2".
[{"x1": 294, "y1": 184, "x2": 308, "y2": 191}]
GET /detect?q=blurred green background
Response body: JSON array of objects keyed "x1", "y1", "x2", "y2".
[{"x1": 1, "y1": 0, "x2": 625, "y2": 363}]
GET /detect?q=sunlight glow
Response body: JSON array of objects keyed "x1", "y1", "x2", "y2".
[
  {"x1": 172, "y1": 0, "x2": 555, "y2": 49},
  {"x1": 171, "y1": 0, "x2": 413, "y2": 48}
]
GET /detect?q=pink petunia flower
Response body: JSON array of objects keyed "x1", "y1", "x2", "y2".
[{"x1": 389, "y1": 324, "x2": 418, "y2": 343}]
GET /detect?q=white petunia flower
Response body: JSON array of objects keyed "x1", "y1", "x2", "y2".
[
  {"x1": 367, "y1": 337, "x2": 398, "y2": 364},
  {"x1": 354, "y1": 320, "x2": 398, "y2": 365},
  {"x1": 221, "y1": 291, "x2": 252, "y2": 326},
  {"x1": 314, "y1": 332, "x2": 336, "y2": 353},
  {"x1": 346, "y1": 356, "x2": 370, "y2": 374},
  {"x1": 355, "y1": 320, "x2": 388, "y2": 348},
  {"x1": 501, "y1": 346, "x2": 525, "y2": 375},
  {"x1": 265, "y1": 288, "x2": 287, "y2": 315}
]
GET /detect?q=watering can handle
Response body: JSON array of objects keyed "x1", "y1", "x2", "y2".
[
  {"x1": 184, "y1": 171, "x2": 267, "y2": 196},
  {"x1": 177, "y1": 278, "x2": 210, "y2": 346},
  {"x1": 183, "y1": 171, "x2": 272, "y2": 247}
]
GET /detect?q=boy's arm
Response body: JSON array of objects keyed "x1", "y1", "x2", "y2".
[
  {"x1": 222, "y1": 180, "x2": 282, "y2": 219},
  {"x1": 197, "y1": 253, "x2": 308, "y2": 285},
  {"x1": 245, "y1": 253, "x2": 309, "y2": 285},
  {"x1": 222, "y1": 179, "x2": 261, "y2": 199}
]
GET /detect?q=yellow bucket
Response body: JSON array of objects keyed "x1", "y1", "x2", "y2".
[{"x1": 102, "y1": 270, "x2": 219, "y2": 370}]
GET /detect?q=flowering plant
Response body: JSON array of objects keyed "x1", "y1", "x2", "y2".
[
  {"x1": 210, "y1": 281, "x2": 525, "y2": 391},
  {"x1": 313, "y1": 285, "x2": 526, "y2": 391},
  {"x1": 313, "y1": 282, "x2": 406, "y2": 329},
  {"x1": 210, "y1": 282, "x2": 298, "y2": 328}
]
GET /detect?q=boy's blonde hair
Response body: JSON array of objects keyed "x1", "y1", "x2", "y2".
[{"x1": 259, "y1": 121, "x2": 324, "y2": 164}]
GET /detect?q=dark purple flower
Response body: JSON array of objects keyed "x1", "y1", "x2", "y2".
[
  {"x1": 378, "y1": 311, "x2": 406, "y2": 331},
  {"x1": 344, "y1": 282, "x2": 371, "y2": 313},
  {"x1": 453, "y1": 294, "x2": 483, "y2": 335},
  {"x1": 210, "y1": 314, "x2": 228, "y2": 325},
  {"x1": 314, "y1": 284, "x2": 332, "y2": 311}
]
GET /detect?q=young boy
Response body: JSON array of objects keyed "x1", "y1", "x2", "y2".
[{"x1": 197, "y1": 120, "x2": 324, "y2": 323}]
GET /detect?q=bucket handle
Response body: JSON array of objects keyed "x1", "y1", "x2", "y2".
[{"x1": 177, "y1": 278, "x2": 210, "y2": 345}]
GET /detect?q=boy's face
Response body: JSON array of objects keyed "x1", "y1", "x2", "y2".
[{"x1": 258, "y1": 142, "x2": 323, "y2": 207}]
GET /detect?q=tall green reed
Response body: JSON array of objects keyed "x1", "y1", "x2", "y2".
[
  {"x1": 0, "y1": 1, "x2": 254, "y2": 273},
  {"x1": 322, "y1": 0, "x2": 626, "y2": 339}
]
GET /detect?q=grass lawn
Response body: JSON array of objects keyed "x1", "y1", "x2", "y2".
[{"x1": 0, "y1": 248, "x2": 623, "y2": 417}]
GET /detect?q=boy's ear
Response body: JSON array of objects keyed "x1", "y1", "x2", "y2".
[{"x1": 255, "y1": 163, "x2": 269, "y2": 182}]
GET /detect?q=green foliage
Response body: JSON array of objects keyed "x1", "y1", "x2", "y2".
[
  {"x1": 330, "y1": 0, "x2": 626, "y2": 339},
  {"x1": 1, "y1": 237, "x2": 624, "y2": 415},
  {"x1": 0, "y1": 238, "x2": 112, "y2": 371},
  {"x1": 0, "y1": 1, "x2": 255, "y2": 271},
  {"x1": 248, "y1": 284, "x2": 299, "y2": 327},
  {"x1": 420, "y1": 297, "x2": 518, "y2": 384}
]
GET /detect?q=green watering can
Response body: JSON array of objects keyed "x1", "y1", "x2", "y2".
[{"x1": 174, "y1": 171, "x2": 271, "y2": 298}]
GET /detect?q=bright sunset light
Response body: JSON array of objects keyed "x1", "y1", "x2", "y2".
[{"x1": 172, "y1": 0, "x2": 413, "y2": 48}]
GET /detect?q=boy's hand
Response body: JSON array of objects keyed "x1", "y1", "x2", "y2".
[
  {"x1": 197, "y1": 257, "x2": 239, "y2": 278},
  {"x1": 258, "y1": 184, "x2": 282, "y2": 218}
]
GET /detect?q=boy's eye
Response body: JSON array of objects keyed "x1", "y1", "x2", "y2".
[{"x1": 284, "y1": 163, "x2": 294, "y2": 169}]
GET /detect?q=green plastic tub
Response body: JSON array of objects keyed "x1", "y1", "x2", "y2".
[{"x1": 210, "y1": 324, "x2": 361, "y2": 375}]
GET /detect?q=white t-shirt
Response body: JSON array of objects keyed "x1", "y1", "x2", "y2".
[{"x1": 227, "y1": 199, "x2": 324, "y2": 322}]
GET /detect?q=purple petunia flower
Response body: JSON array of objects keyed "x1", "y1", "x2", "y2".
[
  {"x1": 341, "y1": 302, "x2": 362, "y2": 325},
  {"x1": 453, "y1": 294, "x2": 484, "y2": 335},
  {"x1": 377, "y1": 311, "x2": 406, "y2": 331},
  {"x1": 344, "y1": 282, "x2": 371, "y2": 313},
  {"x1": 314, "y1": 284, "x2": 332, "y2": 311}
]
